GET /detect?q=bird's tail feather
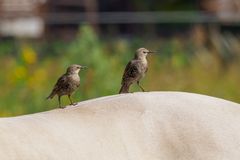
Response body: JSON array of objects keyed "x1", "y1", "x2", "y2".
[
  {"x1": 46, "y1": 92, "x2": 55, "y2": 100},
  {"x1": 119, "y1": 84, "x2": 130, "y2": 94}
]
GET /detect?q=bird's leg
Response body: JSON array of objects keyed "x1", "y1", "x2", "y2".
[
  {"x1": 68, "y1": 94, "x2": 77, "y2": 106},
  {"x1": 58, "y1": 96, "x2": 65, "y2": 108},
  {"x1": 137, "y1": 81, "x2": 145, "y2": 92},
  {"x1": 68, "y1": 94, "x2": 74, "y2": 105}
]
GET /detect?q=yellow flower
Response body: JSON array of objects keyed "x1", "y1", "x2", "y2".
[
  {"x1": 28, "y1": 68, "x2": 47, "y2": 89},
  {"x1": 21, "y1": 44, "x2": 37, "y2": 64},
  {"x1": 14, "y1": 66, "x2": 27, "y2": 79},
  {"x1": 7, "y1": 65, "x2": 27, "y2": 84}
]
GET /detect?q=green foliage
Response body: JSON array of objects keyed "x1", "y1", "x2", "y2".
[{"x1": 0, "y1": 25, "x2": 240, "y2": 117}]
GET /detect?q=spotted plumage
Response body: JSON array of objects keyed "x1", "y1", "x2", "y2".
[
  {"x1": 47, "y1": 64, "x2": 87, "y2": 108},
  {"x1": 119, "y1": 48, "x2": 155, "y2": 93}
]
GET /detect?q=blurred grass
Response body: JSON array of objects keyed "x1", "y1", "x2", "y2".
[{"x1": 0, "y1": 25, "x2": 240, "y2": 117}]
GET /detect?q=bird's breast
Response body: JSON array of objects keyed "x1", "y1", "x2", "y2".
[
  {"x1": 139, "y1": 60, "x2": 148, "y2": 72},
  {"x1": 70, "y1": 74, "x2": 80, "y2": 86}
]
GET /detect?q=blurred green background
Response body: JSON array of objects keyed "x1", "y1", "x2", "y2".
[{"x1": 1, "y1": 0, "x2": 240, "y2": 116}]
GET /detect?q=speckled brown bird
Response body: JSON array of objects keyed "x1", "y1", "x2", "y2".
[
  {"x1": 47, "y1": 64, "x2": 87, "y2": 108},
  {"x1": 119, "y1": 48, "x2": 156, "y2": 94}
]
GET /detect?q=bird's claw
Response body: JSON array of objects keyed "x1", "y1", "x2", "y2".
[
  {"x1": 70, "y1": 103, "x2": 78, "y2": 106},
  {"x1": 59, "y1": 106, "x2": 66, "y2": 109}
]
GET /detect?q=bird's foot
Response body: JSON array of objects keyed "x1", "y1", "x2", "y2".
[
  {"x1": 59, "y1": 106, "x2": 66, "y2": 109},
  {"x1": 140, "y1": 88, "x2": 146, "y2": 92}
]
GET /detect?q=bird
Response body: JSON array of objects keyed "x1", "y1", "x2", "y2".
[
  {"x1": 46, "y1": 64, "x2": 87, "y2": 108},
  {"x1": 119, "y1": 48, "x2": 156, "y2": 94}
]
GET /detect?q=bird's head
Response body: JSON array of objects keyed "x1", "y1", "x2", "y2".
[
  {"x1": 66, "y1": 64, "x2": 87, "y2": 74},
  {"x1": 134, "y1": 48, "x2": 156, "y2": 59}
]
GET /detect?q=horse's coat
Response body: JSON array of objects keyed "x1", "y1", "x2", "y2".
[{"x1": 0, "y1": 92, "x2": 240, "y2": 160}]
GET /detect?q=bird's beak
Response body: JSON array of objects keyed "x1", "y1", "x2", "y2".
[
  {"x1": 81, "y1": 66, "x2": 88, "y2": 70},
  {"x1": 148, "y1": 51, "x2": 158, "y2": 54}
]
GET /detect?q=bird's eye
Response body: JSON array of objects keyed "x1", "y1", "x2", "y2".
[{"x1": 143, "y1": 51, "x2": 147, "y2": 54}]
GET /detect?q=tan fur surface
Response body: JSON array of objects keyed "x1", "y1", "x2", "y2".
[{"x1": 1, "y1": 92, "x2": 240, "y2": 160}]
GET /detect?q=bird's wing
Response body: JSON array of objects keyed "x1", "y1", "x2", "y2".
[
  {"x1": 52, "y1": 74, "x2": 70, "y2": 93},
  {"x1": 121, "y1": 60, "x2": 139, "y2": 85}
]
